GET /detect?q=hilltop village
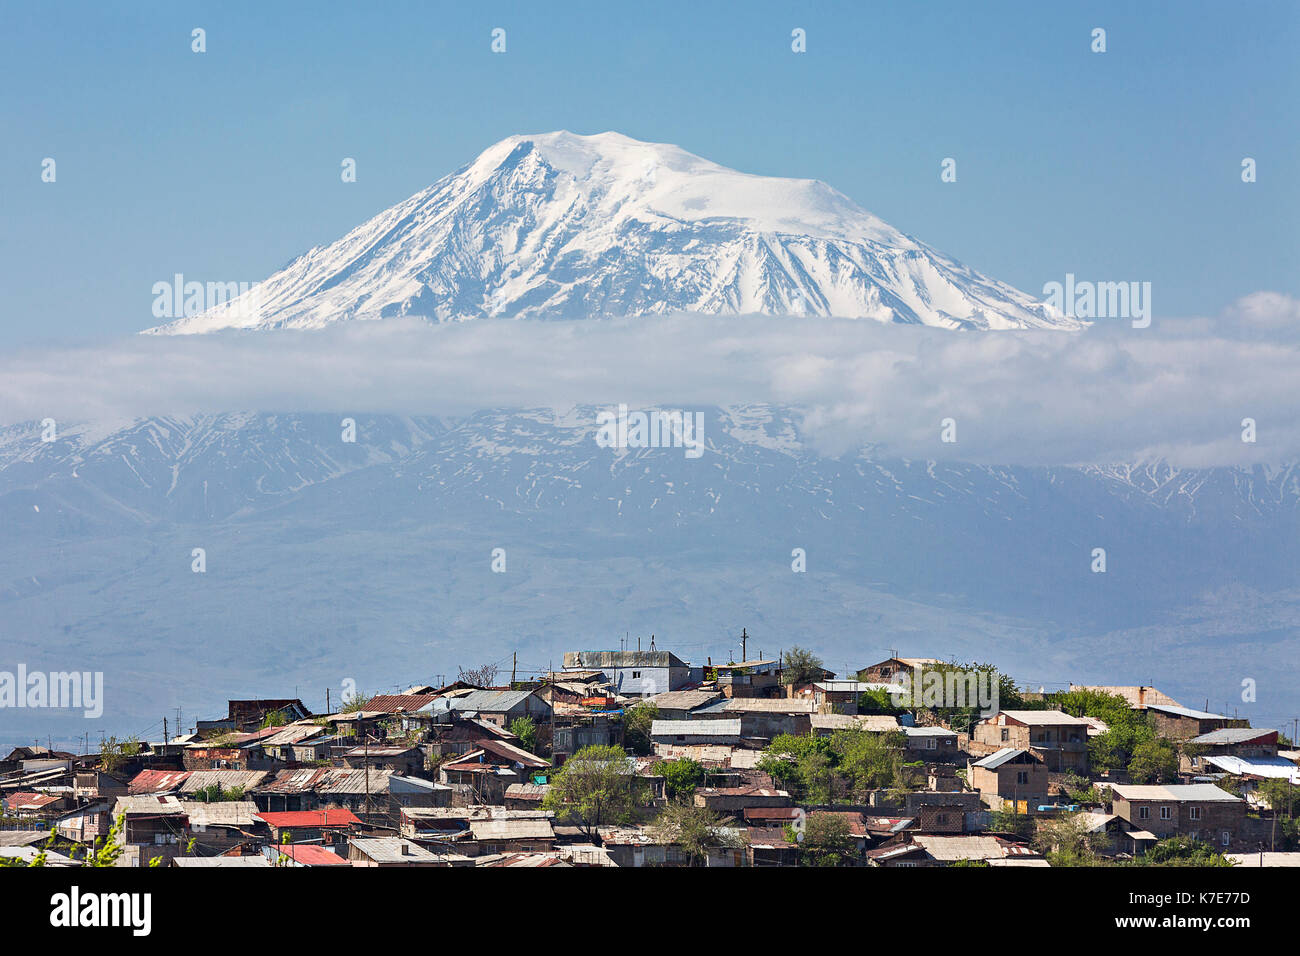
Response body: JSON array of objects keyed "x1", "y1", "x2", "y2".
[{"x1": 3, "y1": 646, "x2": 1297, "y2": 868}]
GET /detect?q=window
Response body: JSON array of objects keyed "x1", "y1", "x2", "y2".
[
  {"x1": 1016, "y1": 771, "x2": 1029, "y2": 785},
  {"x1": 1000, "y1": 729, "x2": 1010, "y2": 742},
  {"x1": 631, "y1": 670, "x2": 641, "y2": 679},
  {"x1": 926, "y1": 738, "x2": 936, "y2": 750},
  {"x1": 1139, "y1": 806, "x2": 1150, "y2": 819},
  {"x1": 1222, "y1": 831, "x2": 1231, "y2": 847},
  {"x1": 1189, "y1": 806, "x2": 1202, "y2": 821}
]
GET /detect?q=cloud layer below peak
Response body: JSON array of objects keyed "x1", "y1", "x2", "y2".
[{"x1": 3, "y1": 292, "x2": 1298, "y2": 468}]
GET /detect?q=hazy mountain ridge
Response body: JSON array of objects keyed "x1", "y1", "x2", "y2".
[{"x1": 2, "y1": 407, "x2": 1297, "y2": 744}]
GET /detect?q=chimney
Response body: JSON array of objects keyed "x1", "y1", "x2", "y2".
[{"x1": 399, "y1": 842, "x2": 410, "y2": 856}]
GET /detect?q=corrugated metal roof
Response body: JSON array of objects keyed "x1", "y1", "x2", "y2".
[
  {"x1": 902, "y1": 726, "x2": 956, "y2": 737},
  {"x1": 1192, "y1": 727, "x2": 1275, "y2": 745},
  {"x1": 112, "y1": 794, "x2": 186, "y2": 816},
  {"x1": 972, "y1": 748, "x2": 1030, "y2": 769},
  {"x1": 650, "y1": 719, "x2": 742, "y2": 737},
  {"x1": 349, "y1": 837, "x2": 441, "y2": 863},
  {"x1": 997, "y1": 710, "x2": 1092, "y2": 726},
  {"x1": 810, "y1": 714, "x2": 900, "y2": 732},
  {"x1": 364, "y1": 694, "x2": 439, "y2": 714},
  {"x1": 644, "y1": 690, "x2": 723, "y2": 710},
  {"x1": 1110, "y1": 783, "x2": 1243, "y2": 802},
  {"x1": 179, "y1": 770, "x2": 268, "y2": 793},
  {"x1": 482, "y1": 852, "x2": 570, "y2": 867},
  {"x1": 695, "y1": 698, "x2": 815, "y2": 715},
  {"x1": 256, "y1": 808, "x2": 361, "y2": 828},
  {"x1": 479, "y1": 737, "x2": 550, "y2": 768},
  {"x1": 470, "y1": 818, "x2": 556, "y2": 841},
  {"x1": 504, "y1": 783, "x2": 551, "y2": 798},
  {"x1": 1145, "y1": 704, "x2": 1232, "y2": 720},
  {"x1": 448, "y1": 689, "x2": 539, "y2": 713},
  {"x1": 179, "y1": 800, "x2": 260, "y2": 828},
  {"x1": 912, "y1": 835, "x2": 1015, "y2": 861},
  {"x1": 276, "y1": 844, "x2": 348, "y2": 865},
  {"x1": 128, "y1": 769, "x2": 191, "y2": 794},
  {"x1": 174, "y1": 856, "x2": 271, "y2": 867},
  {"x1": 255, "y1": 768, "x2": 397, "y2": 794}
]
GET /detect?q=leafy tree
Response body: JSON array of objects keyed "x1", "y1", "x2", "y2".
[
  {"x1": 794, "y1": 812, "x2": 857, "y2": 866},
  {"x1": 622, "y1": 702, "x2": 658, "y2": 756},
  {"x1": 757, "y1": 730, "x2": 912, "y2": 802},
  {"x1": 757, "y1": 734, "x2": 831, "y2": 798},
  {"x1": 1134, "y1": 836, "x2": 1233, "y2": 867},
  {"x1": 259, "y1": 709, "x2": 289, "y2": 729},
  {"x1": 98, "y1": 735, "x2": 141, "y2": 773},
  {"x1": 1034, "y1": 812, "x2": 1105, "y2": 865},
  {"x1": 781, "y1": 646, "x2": 825, "y2": 686},
  {"x1": 651, "y1": 800, "x2": 742, "y2": 866},
  {"x1": 339, "y1": 691, "x2": 373, "y2": 714},
  {"x1": 508, "y1": 716, "x2": 538, "y2": 753},
  {"x1": 988, "y1": 807, "x2": 1036, "y2": 841},
  {"x1": 834, "y1": 728, "x2": 910, "y2": 794},
  {"x1": 1060, "y1": 771, "x2": 1104, "y2": 806},
  {"x1": 542, "y1": 745, "x2": 648, "y2": 841},
  {"x1": 0, "y1": 814, "x2": 128, "y2": 868},
  {"x1": 1128, "y1": 737, "x2": 1179, "y2": 784},
  {"x1": 659, "y1": 758, "x2": 704, "y2": 800},
  {"x1": 858, "y1": 688, "x2": 905, "y2": 715},
  {"x1": 190, "y1": 783, "x2": 245, "y2": 803},
  {"x1": 1259, "y1": 778, "x2": 1298, "y2": 817}
]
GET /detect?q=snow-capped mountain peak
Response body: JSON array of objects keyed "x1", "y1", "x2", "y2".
[{"x1": 145, "y1": 131, "x2": 1080, "y2": 334}]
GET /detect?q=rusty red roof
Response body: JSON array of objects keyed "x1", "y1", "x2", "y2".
[
  {"x1": 256, "y1": 809, "x2": 361, "y2": 829},
  {"x1": 364, "y1": 694, "x2": 438, "y2": 713},
  {"x1": 275, "y1": 844, "x2": 349, "y2": 865},
  {"x1": 128, "y1": 769, "x2": 191, "y2": 793},
  {"x1": 4, "y1": 792, "x2": 60, "y2": 810}
]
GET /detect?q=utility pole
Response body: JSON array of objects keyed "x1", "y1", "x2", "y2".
[
  {"x1": 326, "y1": 688, "x2": 331, "y2": 714},
  {"x1": 364, "y1": 734, "x2": 372, "y2": 818},
  {"x1": 163, "y1": 718, "x2": 168, "y2": 745},
  {"x1": 740, "y1": 627, "x2": 748, "y2": 663},
  {"x1": 511, "y1": 651, "x2": 517, "y2": 687}
]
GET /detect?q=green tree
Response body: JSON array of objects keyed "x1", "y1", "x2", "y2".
[
  {"x1": 98, "y1": 735, "x2": 141, "y2": 773},
  {"x1": 659, "y1": 758, "x2": 704, "y2": 800},
  {"x1": 833, "y1": 728, "x2": 909, "y2": 794},
  {"x1": 508, "y1": 716, "x2": 538, "y2": 753},
  {"x1": 190, "y1": 783, "x2": 245, "y2": 803},
  {"x1": 1034, "y1": 812, "x2": 1106, "y2": 866},
  {"x1": 1134, "y1": 836, "x2": 1233, "y2": 867},
  {"x1": 757, "y1": 733, "x2": 832, "y2": 799},
  {"x1": 622, "y1": 702, "x2": 658, "y2": 756},
  {"x1": 339, "y1": 691, "x2": 373, "y2": 714},
  {"x1": 1128, "y1": 737, "x2": 1179, "y2": 784},
  {"x1": 781, "y1": 646, "x2": 825, "y2": 686},
  {"x1": 651, "y1": 800, "x2": 742, "y2": 866},
  {"x1": 989, "y1": 807, "x2": 1036, "y2": 841},
  {"x1": 793, "y1": 812, "x2": 856, "y2": 866},
  {"x1": 542, "y1": 745, "x2": 647, "y2": 841}
]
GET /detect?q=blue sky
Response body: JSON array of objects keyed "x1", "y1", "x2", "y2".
[{"x1": 2, "y1": 0, "x2": 1296, "y2": 345}]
